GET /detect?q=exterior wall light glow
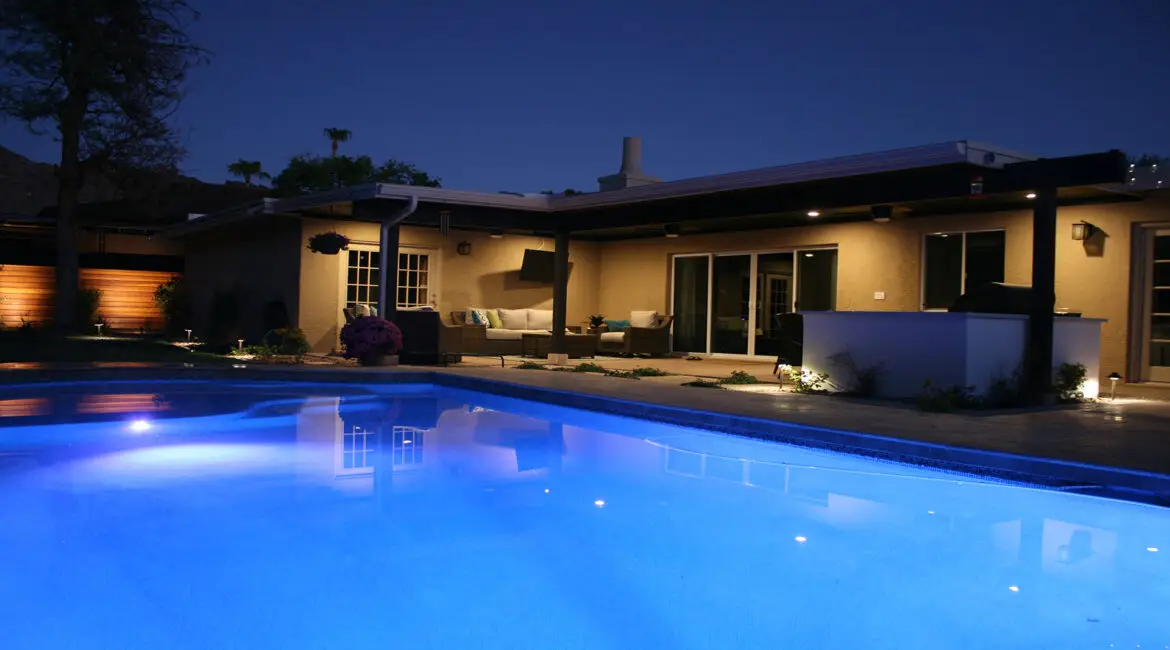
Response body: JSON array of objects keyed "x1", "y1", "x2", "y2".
[
  {"x1": 1026, "y1": 192, "x2": 1037, "y2": 199},
  {"x1": 807, "y1": 211, "x2": 820, "y2": 217},
  {"x1": 1071, "y1": 222, "x2": 1097, "y2": 241}
]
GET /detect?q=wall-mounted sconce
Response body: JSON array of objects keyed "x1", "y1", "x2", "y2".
[
  {"x1": 1071, "y1": 222, "x2": 1097, "y2": 241},
  {"x1": 456, "y1": 241, "x2": 472, "y2": 256}
]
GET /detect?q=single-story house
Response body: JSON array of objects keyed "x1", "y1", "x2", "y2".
[{"x1": 167, "y1": 138, "x2": 1169, "y2": 394}]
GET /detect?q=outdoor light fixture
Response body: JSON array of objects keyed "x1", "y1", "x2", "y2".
[
  {"x1": 1071, "y1": 222, "x2": 1097, "y2": 241},
  {"x1": 456, "y1": 241, "x2": 472, "y2": 256},
  {"x1": 1026, "y1": 192, "x2": 1037, "y2": 199},
  {"x1": 489, "y1": 230, "x2": 504, "y2": 239},
  {"x1": 871, "y1": 205, "x2": 892, "y2": 223},
  {"x1": 95, "y1": 323, "x2": 104, "y2": 336},
  {"x1": 1108, "y1": 372, "x2": 1122, "y2": 400},
  {"x1": 185, "y1": 329, "x2": 192, "y2": 341},
  {"x1": 794, "y1": 536, "x2": 807, "y2": 543},
  {"x1": 237, "y1": 338, "x2": 245, "y2": 351},
  {"x1": 663, "y1": 224, "x2": 680, "y2": 238},
  {"x1": 807, "y1": 210, "x2": 820, "y2": 217}
]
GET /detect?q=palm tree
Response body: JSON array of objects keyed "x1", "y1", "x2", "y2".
[
  {"x1": 226, "y1": 159, "x2": 270, "y2": 187},
  {"x1": 323, "y1": 128, "x2": 352, "y2": 158}
]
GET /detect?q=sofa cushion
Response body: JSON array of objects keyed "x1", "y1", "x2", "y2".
[
  {"x1": 498, "y1": 308, "x2": 529, "y2": 330},
  {"x1": 485, "y1": 309, "x2": 502, "y2": 329},
  {"x1": 630, "y1": 310, "x2": 658, "y2": 328},
  {"x1": 600, "y1": 331, "x2": 625, "y2": 343},
  {"x1": 605, "y1": 319, "x2": 630, "y2": 333},
  {"x1": 485, "y1": 329, "x2": 524, "y2": 341},
  {"x1": 527, "y1": 309, "x2": 553, "y2": 331}
]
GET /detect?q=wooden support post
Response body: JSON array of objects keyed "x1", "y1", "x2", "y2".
[
  {"x1": 551, "y1": 229, "x2": 570, "y2": 358},
  {"x1": 1027, "y1": 186, "x2": 1058, "y2": 404}
]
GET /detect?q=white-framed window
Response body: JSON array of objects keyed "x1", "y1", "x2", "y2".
[
  {"x1": 345, "y1": 248, "x2": 381, "y2": 315},
  {"x1": 339, "y1": 423, "x2": 376, "y2": 475},
  {"x1": 396, "y1": 251, "x2": 432, "y2": 309},
  {"x1": 922, "y1": 230, "x2": 1006, "y2": 310}
]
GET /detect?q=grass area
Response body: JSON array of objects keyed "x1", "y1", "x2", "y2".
[{"x1": 0, "y1": 331, "x2": 232, "y2": 364}]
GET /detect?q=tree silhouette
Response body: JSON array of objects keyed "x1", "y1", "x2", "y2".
[
  {"x1": 323, "y1": 128, "x2": 352, "y2": 158},
  {"x1": 1, "y1": 0, "x2": 205, "y2": 333},
  {"x1": 227, "y1": 159, "x2": 270, "y2": 186}
]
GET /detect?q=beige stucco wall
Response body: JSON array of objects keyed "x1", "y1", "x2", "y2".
[
  {"x1": 182, "y1": 216, "x2": 303, "y2": 340},
  {"x1": 299, "y1": 219, "x2": 601, "y2": 352},
  {"x1": 596, "y1": 192, "x2": 1170, "y2": 384}
]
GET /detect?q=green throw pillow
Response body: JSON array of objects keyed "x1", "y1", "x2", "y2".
[
  {"x1": 485, "y1": 309, "x2": 503, "y2": 329},
  {"x1": 605, "y1": 319, "x2": 630, "y2": 333}
]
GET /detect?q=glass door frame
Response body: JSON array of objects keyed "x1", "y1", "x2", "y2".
[
  {"x1": 669, "y1": 246, "x2": 837, "y2": 358},
  {"x1": 1135, "y1": 226, "x2": 1170, "y2": 383}
]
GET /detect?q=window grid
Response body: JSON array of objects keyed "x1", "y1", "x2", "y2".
[
  {"x1": 391, "y1": 426, "x2": 425, "y2": 465},
  {"x1": 342, "y1": 424, "x2": 375, "y2": 470},
  {"x1": 396, "y1": 253, "x2": 431, "y2": 309},
  {"x1": 345, "y1": 250, "x2": 381, "y2": 313}
]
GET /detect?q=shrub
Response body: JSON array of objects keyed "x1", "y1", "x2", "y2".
[
  {"x1": 572, "y1": 362, "x2": 607, "y2": 373},
  {"x1": 916, "y1": 380, "x2": 979, "y2": 413},
  {"x1": 76, "y1": 288, "x2": 103, "y2": 331},
  {"x1": 827, "y1": 352, "x2": 883, "y2": 397},
  {"x1": 154, "y1": 277, "x2": 191, "y2": 337},
  {"x1": 720, "y1": 370, "x2": 759, "y2": 385},
  {"x1": 631, "y1": 367, "x2": 669, "y2": 377},
  {"x1": 682, "y1": 378, "x2": 722, "y2": 388},
  {"x1": 339, "y1": 316, "x2": 402, "y2": 360},
  {"x1": 983, "y1": 367, "x2": 1026, "y2": 409},
  {"x1": 585, "y1": 314, "x2": 606, "y2": 328},
  {"x1": 263, "y1": 327, "x2": 310, "y2": 356},
  {"x1": 514, "y1": 361, "x2": 546, "y2": 370},
  {"x1": 604, "y1": 369, "x2": 641, "y2": 379},
  {"x1": 786, "y1": 368, "x2": 830, "y2": 393},
  {"x1": 1054, "y1": 362, "x2": 1089, "y2": 402}
]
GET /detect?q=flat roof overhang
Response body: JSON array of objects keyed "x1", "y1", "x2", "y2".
[{"x1": 165, "y1": 143, "x2": 1133, "y2": 241}]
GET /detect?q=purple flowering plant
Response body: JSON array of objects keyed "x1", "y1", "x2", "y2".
[{"x1": 340, "y1": 316, "x2": 403, "y2": 359}]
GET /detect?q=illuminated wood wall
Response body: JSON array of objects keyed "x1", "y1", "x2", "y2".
[{"x1": 0, "y1": 264, "x2": 179, "y2": 332}]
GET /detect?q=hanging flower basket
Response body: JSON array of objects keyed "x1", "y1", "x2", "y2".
[{"x1": 307, "y1": 232, "x2": 350, "y2": 255}]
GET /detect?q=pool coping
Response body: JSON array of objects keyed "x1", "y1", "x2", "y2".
[{"x1": 3, "y1": 364, "x2": 1168, "y2": 505}]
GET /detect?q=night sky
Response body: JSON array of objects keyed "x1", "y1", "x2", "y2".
[{"x1": 2, "y1": 0, "x2": 1168, "y2": 193}]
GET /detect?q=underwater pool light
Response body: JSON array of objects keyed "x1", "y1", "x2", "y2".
[{"x1": 127, "y1": 419, "x2": 152, "y2": 433}]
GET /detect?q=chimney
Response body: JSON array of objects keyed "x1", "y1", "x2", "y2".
[{"x1": 597, "y1": 136, "x2": 661, "y2": 192}]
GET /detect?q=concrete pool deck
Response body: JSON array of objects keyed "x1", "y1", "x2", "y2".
[{"x1": 3, "y1": 362, "x2": 1169, "y2": 502}]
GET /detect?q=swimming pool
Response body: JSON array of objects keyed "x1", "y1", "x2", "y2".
[{"x1": 0, "y1": 380, "x2": 1166, "y2": 648}]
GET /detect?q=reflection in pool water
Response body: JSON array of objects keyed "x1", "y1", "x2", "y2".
[{"x1": 0, "y1": 382, "x2": 1166, "y2": 649}]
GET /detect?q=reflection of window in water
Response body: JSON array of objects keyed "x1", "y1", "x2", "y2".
[
  {"x1": 392, "y1": 426, "x2": 425, "y2": 466},
  {"x1": 343, "y1": 425, "x2": 376, "y2": 470}
]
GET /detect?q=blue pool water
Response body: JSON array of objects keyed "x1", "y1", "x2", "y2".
[{"x1": 0, "y1": 381, "x2": 1167, "y2": 649}]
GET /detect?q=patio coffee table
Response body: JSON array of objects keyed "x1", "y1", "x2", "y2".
[{"x1": 521, "y1": 332, "x2": 600, "y2": 358}]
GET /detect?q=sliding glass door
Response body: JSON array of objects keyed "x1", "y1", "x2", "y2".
[
  {"x1": 671, "y1": 248, "x2": 837, "y2": 356},
  {"x1": 672, "y1": 256, "x2": 709, "y2": 353}
]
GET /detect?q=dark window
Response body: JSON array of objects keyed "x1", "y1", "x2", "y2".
[{"x1": 923, "y1": 231, "x2": 1005, "y2": 309}]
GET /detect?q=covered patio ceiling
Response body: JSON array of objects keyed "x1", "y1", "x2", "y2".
[{"x1": 167, "y1": 142, "x2": 1132, "y2": 242}]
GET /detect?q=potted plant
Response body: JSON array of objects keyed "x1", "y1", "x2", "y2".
[
  {"x1": 585, "y1": 314, "x2": 606, "y2": 333},
  {"x1": 340, "y1": 316, "x2": 403, "y2": 366},
  {"x1": 307, "y1": 231, "x2": 350, "y2": 255}
]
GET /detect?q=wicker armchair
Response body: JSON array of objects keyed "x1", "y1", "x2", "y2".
[{"x1": 598, "y1": 314, "x2": 674, "y2": 356}]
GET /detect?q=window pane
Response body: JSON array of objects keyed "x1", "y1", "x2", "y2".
[
  {"x1": 347, "y1": 286, "x2": 357, "y2": 302},
  {"x1": 965, "y1": 231, "x2": 1006, "y2": 289},
  {"x1": 348, "y1": 268, "x2": 357, "y2": 284},
  {"x1": 418, "y1": 256, "x2": 429, "y2": 271},
  {"x1": 1154, "y1": 288, "x2": 1170, "y2": 314},
  {"x1": 1154, "y1": 263, "x2": 1170, "y2": 288},
  {"x1": 358, "y1": 251, "x2": 369, "y2": 266},
  {"x1": 348, "y1": 250, "x2": 359, "y2": 265},
  {"x1": 359, "y1": 268, "x2": 368, "y2": 285},
  {"x1": 357, "y1": 286, "x2": 368, "y2": 302},
  {"x1": 924, "y1": 234, "x2": 963, "y2": 309},
  {"x1": 672, "y1": 256, "x2": 709, "y2": 353},
  {"x1": 1151, "y1": 315, "x2": 1170, "y2": 341},
  {"x1": 755, "y1": 253, "x2": 794, "y2": 358},
  {"x1": 1155, "y1": 235, "x2": 1170, "y2": 260},
  {"x1": 711, "y1": 255, "x2": 751, "y2": 354},
  {"x1": 797, "y1": 249, "x2": 837, "y2": 312},
  {"x1": 397, "y1": 288, "x2": 407, "y2": 304},
  {"x1": 1152, "y1": 342, "x2": 1170, "y2": 368},
  {"x1": 370, "y1": 252, "x2": 381, "y2": 268},
  {"x1": 398, "y1": 270, "x2": 407, "y2": 286}
]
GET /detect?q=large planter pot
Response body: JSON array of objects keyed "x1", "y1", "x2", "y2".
[{"x1": 359, "y1": 352, "x2": 400, "y2": 367}]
